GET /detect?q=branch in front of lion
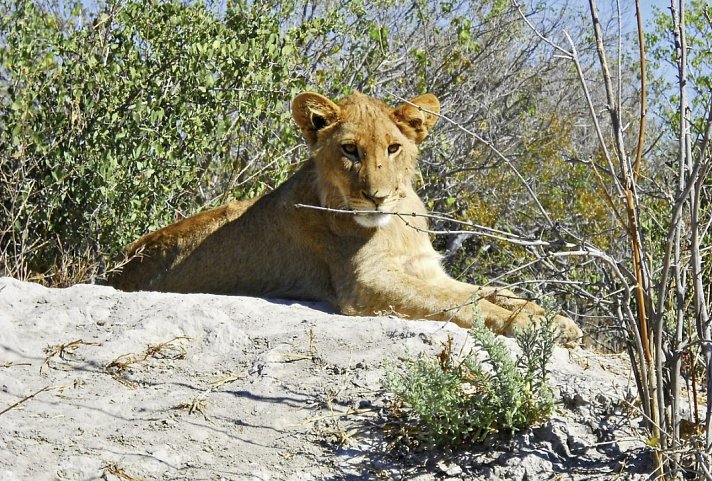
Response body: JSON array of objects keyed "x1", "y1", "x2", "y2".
[{"x1": 293, "y1": 203, "x2": 574, "y2": 250}]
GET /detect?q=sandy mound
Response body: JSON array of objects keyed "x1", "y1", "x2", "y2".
[{"x1": 0, "y1": 277, "x2": 649, "y2": 480}]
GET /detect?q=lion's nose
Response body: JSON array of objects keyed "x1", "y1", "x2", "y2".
[{"x1": 362, "y1": 191, "x2": 387, "y2": 206}]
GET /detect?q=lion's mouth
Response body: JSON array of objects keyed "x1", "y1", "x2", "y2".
[
  {"x1": 353, "y1": 211, "x2": 391, "y2": 228},
  {"x1": 345, "y1": 193, "x2": 396, "y2": 228}
]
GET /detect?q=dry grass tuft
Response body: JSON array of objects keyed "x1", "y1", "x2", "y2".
[
  {"x1": 101, "y1": 463, "x2": 147, "y2": 481},
  {"x1": 106, "y1": 336, "x2": 191, "y2": 387},
  {"x1": 173, "y1": 393, "x2": 212, "y2": 423},
  {"x1": 41, "y1": 339, "x2": 100, "y2": 373},
  {"x1": 173, "y1": 373, "x2": 245, "y2": 423}
]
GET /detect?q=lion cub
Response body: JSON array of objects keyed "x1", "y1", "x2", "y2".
[{"x1": 111, "y1": 92, "x2": 581, "y2": 344}]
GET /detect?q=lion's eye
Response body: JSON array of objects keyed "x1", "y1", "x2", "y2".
[
  {"x1": 388, "y1": 144, "x2": 401, "y2": 155},
  {"x1": 342, "y1": 143, "x2": 358, "y2": 158}
]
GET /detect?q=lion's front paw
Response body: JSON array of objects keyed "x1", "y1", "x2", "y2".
[
  {"x1": 552, "y1": 314, "x2": 582, "y2": 347},
  {"x1": 498, "y1": 312, "x2": 581, "y2": 346}
]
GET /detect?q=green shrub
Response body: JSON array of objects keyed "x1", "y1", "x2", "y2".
[
  {"x1": 383, "y1": 310, "x2": 555, "y2": 446},
  {"x1": 0, "y1": 0, "x2": 308, "y2": 281}
]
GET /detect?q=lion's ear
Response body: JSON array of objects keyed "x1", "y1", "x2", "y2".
[
  {"x1": 292, "y1": 92, "x2": 341, "y2": 144},
  {"x1": 393, "y1": 94, "x2": 440, "y2": 144}
]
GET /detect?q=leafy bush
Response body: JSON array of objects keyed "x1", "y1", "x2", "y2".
[
  {"x1": 0, "y1": 0, "x2": 309, "y2": 281},
  {"x1": 383, "y1": 310, "x2": 555, "y2": 446}
]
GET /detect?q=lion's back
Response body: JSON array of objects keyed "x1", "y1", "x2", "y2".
[{"x1": 109, "y1": 198, "x2": 258, "y2": 292}]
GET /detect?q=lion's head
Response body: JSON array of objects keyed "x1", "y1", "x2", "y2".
[{"x1": 292, "y1": 92, "x2": 440, "y2": 228}]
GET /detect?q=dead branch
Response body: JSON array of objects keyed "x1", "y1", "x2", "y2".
[
  {"x1": 41, "y1": 339, "x2": 100, "y2": 374},
  {"x1": 293, "y1": 203, "x2": 574, "y2": 249},
  {"x1": 0, "y1": 385, "x2": 55, "y2": 416}
]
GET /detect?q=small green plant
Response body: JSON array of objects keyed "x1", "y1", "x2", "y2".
[{"x1": 383, "y1": 308, "x2": 555, "y2": 446}]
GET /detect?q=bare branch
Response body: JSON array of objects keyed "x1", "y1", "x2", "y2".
[
  {"x1": 511, "y1": 0, "x2": 573, "y2": 59},
  {"x1": 633, "y1": 0, "x2": 647, "y2": 180},
  {"x1": 293, "y1": 203, "x2": 574, "y2": 248}
]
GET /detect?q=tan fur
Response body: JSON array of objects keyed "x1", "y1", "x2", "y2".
[{"x1": 110, "y1": 92, "x2": 581, "y2": 343}]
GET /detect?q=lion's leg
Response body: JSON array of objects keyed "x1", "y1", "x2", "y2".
[
  {"x1": 343, "y1": 276, "x2": 533, "y2": 336},
  {"x1": 341, "y1": 275, "x2": 581, "y2": 344},
  {"x1": 455, "y1": 284, "x2": 551, "y2": 335},
  {"x1": 339, "y1": 275, "x2": 479, "y2": 329}
]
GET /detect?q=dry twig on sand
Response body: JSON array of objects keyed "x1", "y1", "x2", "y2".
[
  {"x1": 41, "y1": 339, "x2": 100, "y2": 373},
  {"x1": 172, "y1": 393, "x2": 212, "y2": 423},
  {"x1": 101, "y1": 463, "x2": 147, "y2": 481},
  {"x1": 106, "y1": 336, "x2": 191, "y2": 387},
  {"x1": 0, "y1": 384, "x2": 71, "y2": 416}
]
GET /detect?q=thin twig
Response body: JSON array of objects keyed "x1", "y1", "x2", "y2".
[
  {"x1": 511, "y1": 1, "x2": 573, "y2": 58},
  {"x1": 293, "y1": 203, "x2": 574, "y2": 249},
  {"x1": 633, "y1": 0, "x2": 647, "y2": 180},
  {"x1": 0, "y1": 385, "x2": 54, "y2": 416}
]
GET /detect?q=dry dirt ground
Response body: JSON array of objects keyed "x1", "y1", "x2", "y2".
[{"x1": 0, "y1": 277, "x2": 652, "y2": 480}]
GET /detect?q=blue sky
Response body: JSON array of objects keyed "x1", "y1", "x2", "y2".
[{"x1": 641, "y1": 0, "x2": 673, "y2": 25}]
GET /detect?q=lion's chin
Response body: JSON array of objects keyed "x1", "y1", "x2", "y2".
[{"x1": 353, "y1": 212, "x2": 391, "y2": 228}]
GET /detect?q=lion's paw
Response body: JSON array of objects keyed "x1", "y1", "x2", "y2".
[{"x1": 552, "y1": 314, "x2": 582, "y2": 347}]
